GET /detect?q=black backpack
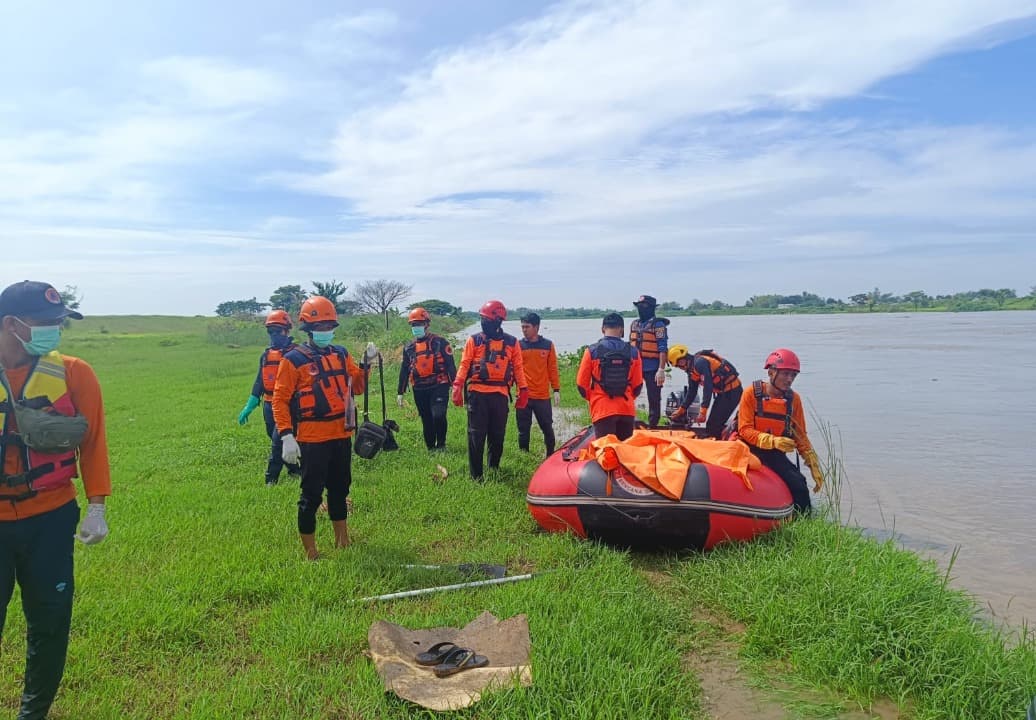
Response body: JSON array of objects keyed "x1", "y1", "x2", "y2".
[{"x1": 594, "y1": 341, "x2": 632, "y2": 398}]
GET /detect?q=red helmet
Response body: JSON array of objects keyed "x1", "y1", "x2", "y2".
[
  {"x1": 479, "y1": 300, "x2": 506, "y2": 321},
  {"x1": 408, "y1": 307, "x2": 430, "y2": 323},
  {"x1": 265, "y1": 309, "x2": 292, "y2": 328},
  {"x1": 298, "y1": 296, "x2": 338, "y2": 326},
  {"x1": 764, "y1": 348, "x2": 801, "y2": 372}
]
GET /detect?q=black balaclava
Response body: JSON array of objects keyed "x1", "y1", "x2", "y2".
[
  {"x1": 480, "y1": 319, "x2": 503, "y2": 337},
  {"x1": 636, "y1": 303, "x2": 655, "y2": 322}
]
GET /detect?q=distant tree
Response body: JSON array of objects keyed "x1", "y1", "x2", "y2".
[
  {"x1": 904, "y1": 290, "x2": 930, "y2": 310},
  {"x1": 215, "y1": 298, "x2": 268, "y2": 317},
  {"x1": 411, "y1": 299, "x2": 462, "y2": 317},
  {"x1": 269, "y1": 285, "x2": 308, "y2": 316},
  {"x1": 1030, "y1": 285, "x2": 1036, "y2": 308},
  {"x1": 336, "y1": 300, "x2": 363, "y2": 317},
  {"x1": 849, "y1": 293, "x2": 869, "y2": 307},
  {"x1": 58, "y1": 286, "x2": 82, "y2": 327},
  {"x1": 353, "y1": 279, "x2": 413, "y2": 330},
  {"x1": 994, "y1": 288, "x2": 1016, "y2": 308},
  {"x1": 658, "y1": 301, "x2": 683, "y2": 313},
  {"x1": 312, "y1": 280, "x2": 349, "y2": 311}
]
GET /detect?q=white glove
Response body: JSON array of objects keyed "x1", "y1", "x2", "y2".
[
  {"x1": 282, "y1": 433, "x2": 301, "y2": 465},
  {"x1": 364, "y1": 342, "x2": 378, "y2": 361},
  {"x1": 654, "y1": 367, "x2": 666, "y2": 386},
  {"x1": 76, "y1": 503, "x2": 109, "y2": 545},
  {"x1": 552, "y1": 391, "x2": 561, "y2": 407},
  {"x1": 396, "y1": 394, "x2": 404, "y2": 408}
]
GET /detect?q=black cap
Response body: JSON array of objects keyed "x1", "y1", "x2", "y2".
[
  {"x1": 634, "y1": 294, "x2": 657, "y2": 306},
  {"x1": 0, "y1": 281, "x2": 83, "y2": 321}
]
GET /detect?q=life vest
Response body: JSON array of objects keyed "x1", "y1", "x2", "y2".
[
  {"x1": 260, "y1": 344, "x2": 294, "y2": 401},
  {"x1": 466, "y1": 333, "x2": 516, "y2": 388},
  {"x1": 590, "y1": 341, "x2": 633, "y2": 398},
  {"x1": 751, "y1": 380, "x2": 795, "y2": 438},
  {"x1": 284, "y1": 344, "x2": 354, "y2": 424},
  {"x1": 0, "y1": 352, "x2": 79, "y2": 501},
  {"x1": 409, "y1": 335, "x2": 448, "y2": 386},
  {"x1": 692, "y1": 350, "x2": 741, "y2": 393},
  {"x1": 629, "y1": 318, "x2": 669, "y2": 361}
]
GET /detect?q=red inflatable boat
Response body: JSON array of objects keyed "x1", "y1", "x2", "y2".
[{"x1": 526, "y1": 426, "x2": 794, "y2": 550}]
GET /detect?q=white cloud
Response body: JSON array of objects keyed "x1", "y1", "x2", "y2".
[{"x1": 141, "y1": 56, "x2": 287, "y2": 109}]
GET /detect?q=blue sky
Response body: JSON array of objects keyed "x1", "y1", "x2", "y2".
[{"x1": 3, "y1": 0, "x2": 1036, "y2": 315}]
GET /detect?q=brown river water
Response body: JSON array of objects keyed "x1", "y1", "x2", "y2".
[{"x1": 487, "y1": 311, "x2": 1036, "y2": 629}]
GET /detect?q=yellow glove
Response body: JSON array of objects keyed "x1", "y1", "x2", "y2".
[
  {"x1": 804, "y1": 450, "x2": 824, "y2": 492},
  {"x1": 756, "y1": 432, "x2": 776, "y2": 450},
  {"x1": 757, "y1": 433, "x2": 794, "y2": 452}
]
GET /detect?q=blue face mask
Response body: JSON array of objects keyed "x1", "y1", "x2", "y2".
[
  {"x1": 14, "y1": 318, "x2": 62, "y2": 356},
  {"x1": 311, "y1": 330, "x2": 335, "y2": 348},
  {"x1": 411, "y1": 325, "x2": 426, "y2": 338},
  {"x1": 268, "y1": 332, "x2": 291, "y2": 349}
]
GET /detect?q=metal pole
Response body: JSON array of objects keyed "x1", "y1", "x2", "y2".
[{"x1": 353, "y1": 573, "x2": 535, "y2": 604}]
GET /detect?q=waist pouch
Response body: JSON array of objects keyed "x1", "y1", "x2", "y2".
[{"x1": 14, "y1": 403, "x2": 88, "y2": 454}]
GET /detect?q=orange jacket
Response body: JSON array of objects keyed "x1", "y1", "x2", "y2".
[
  {"x1": 519, "y1": 336, "x2": 560, "y2": 400},
  {"x1": 576, "y1": 338, "x2": 643, "y2": 422},
  {"x1": 272, "y1": 343, "x2": 366, "y2": 443},
  {"x1": 0, "y1": 355, "x2": 112, "y2": 521},
  {"x1": 455, "y1": 333, "x2": 528, "y2": 397},
  {"x1": 737, "y1": 381, "x2": 813, "y2": 455}
]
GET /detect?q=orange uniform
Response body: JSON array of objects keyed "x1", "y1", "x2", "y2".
[
  {"x1": 0, "y1": 355, "x2": 111, "y2": 521},
  {"x1": 576, "y1": 338, "x2": 643, "y2": 423},
  {"x1": 736, "y1": 381, "x2": 814, "y2": 456},
  {"x1": 272, "y1": 344, "x2": 366, "y2": 443},
  {"x1": 519, "y1": 336, "x2": 560, "y2": 400},
  {"x1": 455, "y1": 333, "x2": 528, "y2": 396}
]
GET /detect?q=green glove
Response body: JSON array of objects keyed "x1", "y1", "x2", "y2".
[{"x1": 238, "y1": 395, "x2": 260, "y2": 425}]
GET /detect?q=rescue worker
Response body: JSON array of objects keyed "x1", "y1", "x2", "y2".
[
  {"x1": 0, "y1": 280, "x2": 111, "y2": 720},
  {"x1": 667, "y1": 345, "x2": 742, "y2": 439},
  {"x1": 628, "y1": 295, "x2": 669, "y2": 427},
  {"x1": 396, "y1": 307, "x2": 456, "y2": 451},
  {"x1": 576, "y1": 312, "x2": 643, "y2": 441},
  {"x1": 516, "y1": 312, "x2": 561, "y2": 457},
  {"x1": 237, "y1": 309, "x2": 301, "y2": 485},
  {"x1": 736, "y1": 348, "x2": 824, "y2": 514},
  {"x1": 272, "y1": 296, "x2": 377, "y2": 559},
  {"x1": 452, "y1": 300, "x2": 529, "y2": 480}
]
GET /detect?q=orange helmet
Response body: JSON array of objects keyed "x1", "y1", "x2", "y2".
[
  {"x1": 298, "y1": 296, "x2": 339, "y2": 327},
  {"x1": 265, "y1": 309, "x2": 292, "y2": 328},
  {"x1": 479, "y1": 299, "x2": 507, "y2": 321},
  {"x1": 764, "y1": 348, "x2": 800, "y2": 372},
  {"x1": 408, "y1": 307, "x2": 431, "y2": 323}
]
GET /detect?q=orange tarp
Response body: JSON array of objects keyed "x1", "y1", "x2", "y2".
[{"x1": 578, "y1": 429, "x2": 761, "y2": 499}]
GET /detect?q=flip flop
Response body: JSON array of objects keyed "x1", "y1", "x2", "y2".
[
  {"x1": 415, "y1": 641, "x2": 459, "y2": 666},
  {"x1": 432, "y1": 647, "x2": 489, "y2": 678}
]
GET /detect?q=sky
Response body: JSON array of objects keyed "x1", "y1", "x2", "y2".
[{"x1": 3, "y1": 0, "x2": 1036, "y2": 316}]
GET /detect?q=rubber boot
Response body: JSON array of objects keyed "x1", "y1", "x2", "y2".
[
  {"x1": 300, "y1": 533, "x2": 321, "y2": 561},
  {"x1": 332, "y1": 519, "x2": 350, "y2": 548}
]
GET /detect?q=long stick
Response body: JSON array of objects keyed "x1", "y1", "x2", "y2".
[{"x1": 353, "y1": 573, "x2": 535, "y2": 603}]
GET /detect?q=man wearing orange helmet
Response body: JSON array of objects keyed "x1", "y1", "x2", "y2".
[
  {"x1": 272, "y1": 296, "x2": 377, "y2": 559},
  {"x1": 452, "y1": 300, "x2": 529, "y2": 480},
  {"x1": 736, "y1": 348, "x2": 824, "y2": 514},
  {"x1": 397, "y1": 307, "x2": 456, "y2": 451},
  {"x1": 237, "y1": 309, "x2": 301, "y2": 485}
]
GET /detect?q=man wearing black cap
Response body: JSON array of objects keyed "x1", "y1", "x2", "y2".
[
  {"x1": 0, "y1": 280, "x2": 112, "y2": 720},
  {"x1": 628, "y1": 295, "x2": 670, "y2": 427}
]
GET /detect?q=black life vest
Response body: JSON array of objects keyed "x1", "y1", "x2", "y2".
[{"x1": 591, "y1": 341, "x2": 633, "y2": 398}]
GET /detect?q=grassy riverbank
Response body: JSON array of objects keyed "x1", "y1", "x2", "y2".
[{"x1": 1, "y1": 316, "x2": 1032, "y2": 719}]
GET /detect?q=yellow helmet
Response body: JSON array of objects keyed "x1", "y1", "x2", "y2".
[{"x1": 667, "y1": 344, "x2": 690, "y2": 366}]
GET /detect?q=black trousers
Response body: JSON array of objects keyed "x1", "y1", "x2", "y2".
[
  {"x1": 0, "y1": 500, "x2": 79, "y2": 720},
  {"x1": 466, "y1": 392, "x2": 509, "y2": 479},
  {"x1": 592, "y1": 414, "x2": 636, "y2": 441},
  {"x1": 643, "y1": 370, "x2": 662, "y2": 427},
  {"x1": 298, "y1": 438, "x2": 352, "y2": 534},
  {"x1": 702, "y1": 388, "x2": 741, "y2": 439},
  {"x1": 750, "y1": 447, "x2": 811, "y2": 513},
  {"x1": 262, "y1": 401, "x2": 299, "y2": 483},
  {"x1": 414, "y1": 383, "x2": 449, "y2": 449},
  {"x1": 516, "y1": 398, "x2": 555, "y2": 456}
]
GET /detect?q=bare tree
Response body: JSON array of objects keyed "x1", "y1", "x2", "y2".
[{"x1": 353, "y1": 279, "x2": 413, "y2": 330}]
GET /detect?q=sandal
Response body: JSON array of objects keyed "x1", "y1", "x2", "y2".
[
  {"x1": 433, "y1": 647, "x2": 489, "y2": 678},
  {"x1": 415, "y1": 641, "x2": 459, "y2": 666}
]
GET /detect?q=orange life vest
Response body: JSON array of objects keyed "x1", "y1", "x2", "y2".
[
  {"x1": 0, "y1": 352, "x2": 79, "y2": 501},
  {"x1": 466, "y1": 333, "x2": 516, "y2": 388},
  {"x1": 751, "y1": 380, "x2": 795, "y2": 438},
  {"x1": 260, "y1": 345, "x2": 293, "y2": 401},
  {"x1": 409, "y1": 335, "x2": 449, "y2": 386},
  {"x1": 283, "y1": 344, "x2": 355, "y2": 425},
  {"x1": 629, "y1": 318, "x2": 668, "y2": 361},
  {"x1": 691, "y1": 350, "x2": 741, "y2": 393}
]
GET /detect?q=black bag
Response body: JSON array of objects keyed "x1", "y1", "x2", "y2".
[
  {"x1": 354, "y1": 358, "x2": 387, "y2": 460},
  {"x1": 596, "y1": 341, "x2": 632, "y2": 398}
]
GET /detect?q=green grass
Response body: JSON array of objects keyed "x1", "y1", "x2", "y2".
[{"x1": 0, "y1": 318, "x2": 1033, "y2": 718}]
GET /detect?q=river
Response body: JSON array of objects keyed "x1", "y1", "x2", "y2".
[{"x1": 488, "y1": 311, "x2": 1036, "y2": 629}]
